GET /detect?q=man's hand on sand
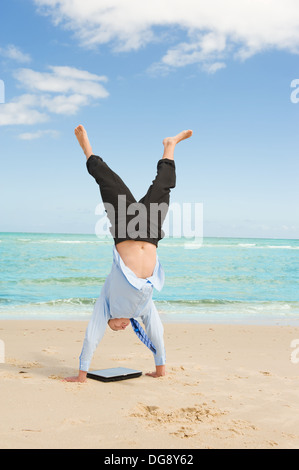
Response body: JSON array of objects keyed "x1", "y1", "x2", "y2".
[
  {"x1": 62, "y1": 370, "x2": 87, "y2": 383},
  {"x1": 146, "y1": 365, "x2": 166, "y2": 378},
  {"x1": 145, "y1": 372, "x2": 165, "y2": 378},
  {"x1": 62, "y1": 376, "x2": 86, "y2": 383}
]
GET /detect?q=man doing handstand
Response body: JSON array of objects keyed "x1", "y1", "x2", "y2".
[{"x1": 65, "y1": 125, "x2": 192, "y2": 382}]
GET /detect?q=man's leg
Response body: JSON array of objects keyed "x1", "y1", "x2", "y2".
[
  {"x1": 75, "y1": 125, "x2": 137, "y2": 240},
  {"x1": 138, "y1": 130, "x2": 193, "y2": 240},
  {"x1": 139, "y1": 130, "x2": 193, "y2": 207}
]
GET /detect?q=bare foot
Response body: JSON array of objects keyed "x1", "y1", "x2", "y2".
[
  {"x1": 162, "y1": 130, "x2": 193, "y2": 160},
  {"x1": 163, "y1": 129, "x2": 193, "y2": 147},
  {"x1": 74, "y1": 125, "x2": 93, "y2": 160}
]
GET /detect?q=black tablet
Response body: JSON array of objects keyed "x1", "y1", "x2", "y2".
[{"x1": 87, "y1": 367, "x2": 142, "y2": 382}]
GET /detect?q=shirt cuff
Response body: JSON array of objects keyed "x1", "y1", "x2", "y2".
[
  {"x1": 79, "y1": 360, "x2": 90, "y2": 372},
  {"x1": 154, "y1": 351, "x2": 166, "y2": 366}
]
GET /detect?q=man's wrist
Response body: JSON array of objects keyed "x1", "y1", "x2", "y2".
[
  {"x1": 78, "y1": 370, "x2": 88, "y2": 381},
  {"x1": 155, "y1": 365, "x2": 166, "y2": 376}
]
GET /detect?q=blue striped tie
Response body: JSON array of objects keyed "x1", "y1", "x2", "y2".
[{"x1": 130, "y1": 318, "x2": 156, "y2": 354}]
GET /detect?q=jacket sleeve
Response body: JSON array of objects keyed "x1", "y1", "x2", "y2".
[{"x1": 79, "y1": 289, "x2": 110, "y2": 372}]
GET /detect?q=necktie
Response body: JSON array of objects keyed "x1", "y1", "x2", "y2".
[{"x1": 130, "y1": 318, "x2": 156, "y2": 354}]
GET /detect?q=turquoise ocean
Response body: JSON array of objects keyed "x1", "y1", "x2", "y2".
[{"x1": 0, "y1": 232, "x2": 298, "y2": 325}]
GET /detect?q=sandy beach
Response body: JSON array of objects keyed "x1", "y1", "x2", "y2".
[{"x1": 0, "y1": 320, "x2": 299, "y2": 449}]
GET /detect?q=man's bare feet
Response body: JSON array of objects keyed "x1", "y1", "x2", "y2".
[
  {"x1": 163, "y1": 130, "x2": 193, "y2": 147},
  {"x1": 162, "y1": 130, "x2": 193, "y2": 160},
  {"x1": 74, "y1": 125, "x2": 93, "y2": 160}
]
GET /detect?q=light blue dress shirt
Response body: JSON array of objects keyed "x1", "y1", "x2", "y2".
[{"x1": 79, "y1": 246, "x2": 166, "y2": 371}]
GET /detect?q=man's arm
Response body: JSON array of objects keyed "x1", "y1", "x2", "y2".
[
  {"x1": 63, "y1": 291, "x2": 110, "y2": 383},
  {"x1": 140, "y1": 301, "x2": 166, "y2": 378}
]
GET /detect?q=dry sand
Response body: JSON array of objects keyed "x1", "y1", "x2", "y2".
[{"x1": 0, "y1": 320, "x2": 299, "y2": 449}]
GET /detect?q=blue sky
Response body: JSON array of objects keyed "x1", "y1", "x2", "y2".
[{"x1": 1, "y1": 0, "x2": 299, "y2": 239}]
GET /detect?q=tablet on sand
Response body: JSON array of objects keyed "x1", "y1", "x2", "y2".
[{"x1": 87, "y1": 367, "x2": 142, "y2": 382}]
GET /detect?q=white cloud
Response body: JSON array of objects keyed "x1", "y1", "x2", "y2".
[
  {"x1": 0, "y1": 65, "x2": 109, "y2": 126},
  {"x1": 40, "y1": 93, "x2": 90, "y2": 115},
  {"x1": 18, "y1": 129, "x2": 60, "y2": 140},
  {"x1": 202, "y1": 62, "x2": 226, "y2": 74},
  {"x1": 33, "y1": 0, "x2": 299, "y2": 72},
  {"x1": 14, "y1": 66, "x2": 108, "y2": 98},
  {"x1": 0, "y1": 44, "x2": 31, "y2": 63},
  {"x1": 0, "y1": 94, "x2": 48, "y2": 126},
  {"x1": 158, "y1": 32, "x2": 227, "y2": 69}
]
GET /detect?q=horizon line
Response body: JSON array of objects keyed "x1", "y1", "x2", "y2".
[{"x1": 0, "y1": 231, "x2": 298, "y2": 241}]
